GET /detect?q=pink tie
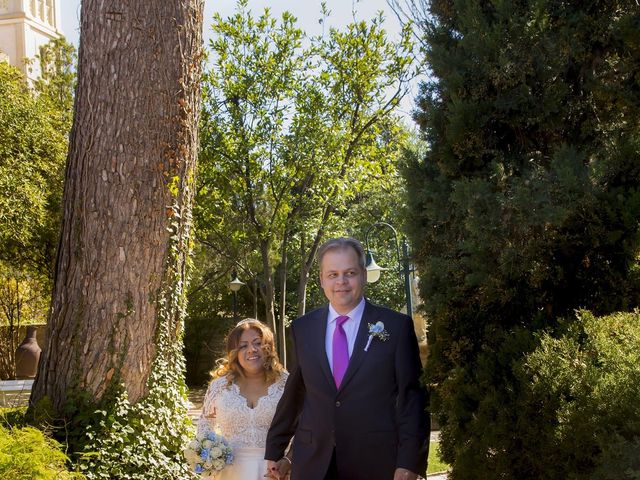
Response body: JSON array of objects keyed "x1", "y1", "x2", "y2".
[{"x1": 332, "y1": 315, "x2": 350, "y2": 388}]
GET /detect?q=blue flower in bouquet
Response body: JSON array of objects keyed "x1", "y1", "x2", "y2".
[{"x1": 185, "y1": 431, "x2": 234, "y2": 476}]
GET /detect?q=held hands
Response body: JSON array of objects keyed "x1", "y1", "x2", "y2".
[
  {"x1": 393, "y1": 467, "x2": 418, "y2": 480},
  {"x1": 265, "y1": 458, "x2": 291, "y2": 479}
]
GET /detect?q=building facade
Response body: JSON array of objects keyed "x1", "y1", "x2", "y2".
[{"x1": 0, "y1": 0, "x2": 62, "y2": 79}]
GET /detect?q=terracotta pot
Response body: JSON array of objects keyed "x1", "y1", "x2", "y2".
[{"x1": 15, "y1": 326, "x2": 41, "y2": 379}]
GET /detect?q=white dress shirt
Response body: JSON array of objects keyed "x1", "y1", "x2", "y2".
[{"x1": 325, "y1": 297, "x2": 366, "y2": 373}]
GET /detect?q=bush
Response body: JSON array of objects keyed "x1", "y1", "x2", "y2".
[
  {"x1": 0, "y1": 418, "x2": 84, "y2": 479},
  {"x1": 515, "y1": 310, "x2": 640, "y2": 479}
]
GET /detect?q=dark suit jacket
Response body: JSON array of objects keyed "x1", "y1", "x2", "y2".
[{"x1": 265, "y1": 300, "x2": 429, "y2": 480}]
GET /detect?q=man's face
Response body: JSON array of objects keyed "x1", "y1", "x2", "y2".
[{"x1": 319, "y1": 247, "x2": 366, "y2": 315}]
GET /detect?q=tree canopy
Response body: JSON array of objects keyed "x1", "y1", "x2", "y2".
[{"x1": 194, "y1": 0, "x2": 416, "y2": 361}]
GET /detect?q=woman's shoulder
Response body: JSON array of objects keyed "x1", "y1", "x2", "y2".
[
  {"x1": 274, "y1": 371, "x2": 289, "y2": 388},
  {"x1": 206, "y1": 376, "x2": 231, "y2": 396}
]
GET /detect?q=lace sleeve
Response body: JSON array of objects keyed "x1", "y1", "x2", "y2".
[{"x1": 195, "y1": 377, "x2": 227, "y2": 437}]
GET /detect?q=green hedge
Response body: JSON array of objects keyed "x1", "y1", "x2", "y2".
[
  {"x1": 0, "y1": 415, "x2": 84, "y2": 479},
  {"x1": 516, "y1": 310, "x2": 640, "y2": 479}
]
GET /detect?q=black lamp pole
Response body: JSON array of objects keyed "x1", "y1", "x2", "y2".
[
  {"x1": 364, "y1": 222, "x2": 413, "y2": 318},
  {"x1": 229, "y1": 270, "x2": 244, "y2": 321}
]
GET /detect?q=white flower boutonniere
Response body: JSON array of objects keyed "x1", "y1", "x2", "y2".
[{"x1": 364, "y1": 321, "x2": 389, "y2": 351}]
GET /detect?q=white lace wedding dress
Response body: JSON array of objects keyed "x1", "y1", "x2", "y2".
[{"x1": 196, "y1": 373, "x2": 288, "y2": 480}]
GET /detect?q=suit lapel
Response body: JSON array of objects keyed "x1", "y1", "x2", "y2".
[
  {"x1": 310, "y1": 305, "x2": 336, "y2": 392},
  {"x1": 338, "y1": 300, "x2": 379, "y2": 393}
]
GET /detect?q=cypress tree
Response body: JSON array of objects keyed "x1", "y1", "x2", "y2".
[{"x1": 404, "y1": 1, "x2": 640, "y2": 477}]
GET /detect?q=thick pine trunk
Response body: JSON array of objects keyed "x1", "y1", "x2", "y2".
[{"x1": 31, "y1": 0, "x2": 203, "y2": 412}]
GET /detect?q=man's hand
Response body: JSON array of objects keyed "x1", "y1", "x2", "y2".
[{"x1": 393, "y1": 467, "x2": 418, "y2": 480}]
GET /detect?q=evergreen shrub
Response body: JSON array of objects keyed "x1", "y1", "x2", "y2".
[
  {"x1": 0, "y1": 417, "x2": 84, "y2": 479},
  {"x1": 515, "y1": 310, "x2": 640, "y2": 480}
]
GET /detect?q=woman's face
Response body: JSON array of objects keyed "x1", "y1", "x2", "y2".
[{"x1": 236, "y1": 328, "x2": 265, "y2": 376}]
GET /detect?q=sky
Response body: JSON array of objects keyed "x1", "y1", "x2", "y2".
[{"x1": 59, "y1": 0, "x2": 421, "y2": 121}]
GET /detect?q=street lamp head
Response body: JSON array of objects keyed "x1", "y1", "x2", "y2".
[
  {"x1": 365, "y1": 251, "x2": 385, "y2": 283},
  {"x1": 229, "y1": 273, "x2": 245, "y2": 292}
]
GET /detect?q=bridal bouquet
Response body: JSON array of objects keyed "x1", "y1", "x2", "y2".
[{"x1": 185, "y1": 430, "x2": 234, "y2": 476}]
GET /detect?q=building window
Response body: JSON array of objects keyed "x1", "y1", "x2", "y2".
[
  {"x1": 46, "y1": 0, "x2": 54, "y2": 26},
  {"x1": 30, "y1": 0, "x2": 37, "y2": 17}
]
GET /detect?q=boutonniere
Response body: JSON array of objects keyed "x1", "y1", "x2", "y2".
[{"x1": 364, "y1": 321, "x2": 389, "y2": 351}]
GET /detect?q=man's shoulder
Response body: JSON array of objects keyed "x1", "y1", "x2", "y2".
[
  {"x1": 292, "y1": 305, "x2": 327, "y2": 329},
  {"x1": 365, "y1": 300, "x2": 411, "y2": 323},
  {"x1": 293, "y1": 305, "x2": 326, "y2": 321}
]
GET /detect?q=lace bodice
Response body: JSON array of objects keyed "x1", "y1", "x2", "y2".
[{"x1": 196, "y1": 373, "x2": 288, "y2": 450}]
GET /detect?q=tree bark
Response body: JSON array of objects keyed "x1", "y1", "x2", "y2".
[
  {"x1": 277, "y1": 231, "x2": 288, "y2": 366},
  {"x1": 259, "y1": 239, "x2": 277, "y2": 335},
  {"x1": 31, "y1": 0, "x2": 203, "y2": 412}
]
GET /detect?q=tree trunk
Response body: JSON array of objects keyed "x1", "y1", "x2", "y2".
[
  {"x1": 296, "y1": 205, "x2": 333, "y2": 316},
  {"x1": 259, "y1": 239, "x2": 277, "y2": 337},
  {"x1": 277, "y1": 232, "x2": 288, "y2": 366},
  {"x1": 297, "y1": 235, "x2": 309, "y2": 317},
  {"x1": 31, "y1": 0, "x2": 203, "y2": 413}
]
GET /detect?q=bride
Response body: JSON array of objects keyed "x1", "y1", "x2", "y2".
[{"x1": 196, "y1": 319, "x2": 291, "y2": 480}]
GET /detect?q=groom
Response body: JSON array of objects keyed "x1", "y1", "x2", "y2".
[{"x1": 265, "y1": 237, "x2": 429, "y2": 480}]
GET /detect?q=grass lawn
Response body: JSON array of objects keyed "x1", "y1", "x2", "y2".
[{"x1": 427, "y1": 441, "x2": 450, "y2": 475}]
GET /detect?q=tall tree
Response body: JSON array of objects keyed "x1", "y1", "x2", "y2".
[
  {"x1": 0, "y1": 60, "x2": 68, "y2": 279},
  {"x1": 402, "y1": 1, "x2": 640, "y2": 478},
  {"x1": 30, "y1": 1, "x2": 204, "y2": 478},
  {"x1": 196, "y1": 2, "x2": 414, "y2": 361}
]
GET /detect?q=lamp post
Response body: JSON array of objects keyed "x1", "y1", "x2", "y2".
[
  {"x1": 229, "y1": 270, "x2": 245, "y2": 320},
  {"x1": 364, "y1": 222, "x2": 413, "y2": 318}
]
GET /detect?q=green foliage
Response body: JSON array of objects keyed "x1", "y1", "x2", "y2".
[
  {"x1": 0, "y1": 262, "x2": 49, "y2": 378},
  {"x1": 183, "y1": 246, "x2": 236, "y2": 386},
  {"x1": 0, "y1": 39, "x2": 75, "y2": 280},
  {"x1": 0, "y1": 407, "x2": 28, "y2": 429},
  {"x1": 0, "y1": 40, "x2": 75, "y2": 378},
  {"x1": 31, "y1": 37, "x2": 76, "y2": 133},
  {"x1": 427, "y1": 441, "x2": 450, "y2": 475},
  {"x1": 55, "y1": 316, "x2": 195, "y2": 479},
  {"x1": 0, "y1": 62, "x2": 67, "y2": 277},
  {"x1": 512, "y1": 310, "x2": 640, "y2": 479},
  {"x1": 194, "y1": 1, "x2": 415, "y2": 339},
  {"x1": 403, "y1": 0, "x2": 640, "y2": 477},
  {"x1": 0, "y1": 421, "x2": 84, "y2": 479},
  {"x1": 69, "y1": 382, "x2": 193, "y2": 480}
]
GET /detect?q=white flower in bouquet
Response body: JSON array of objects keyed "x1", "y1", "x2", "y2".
[
  {"x1": 188, "y1": 439, "x2": 200, "y2": 451},
  {"x1": 184, "y1": 431, "x2": 234, "y2": 476},
  {"x1": 202, "y1": 439, "x2": 213, "y2": 449},
  {"x1": 211, "y1": 446, "x2": 223, "y2": 458}
]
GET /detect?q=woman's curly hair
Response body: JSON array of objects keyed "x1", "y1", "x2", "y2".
[{"x1": 212, "y1": 318, "x2": 285, "y2": 386}]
